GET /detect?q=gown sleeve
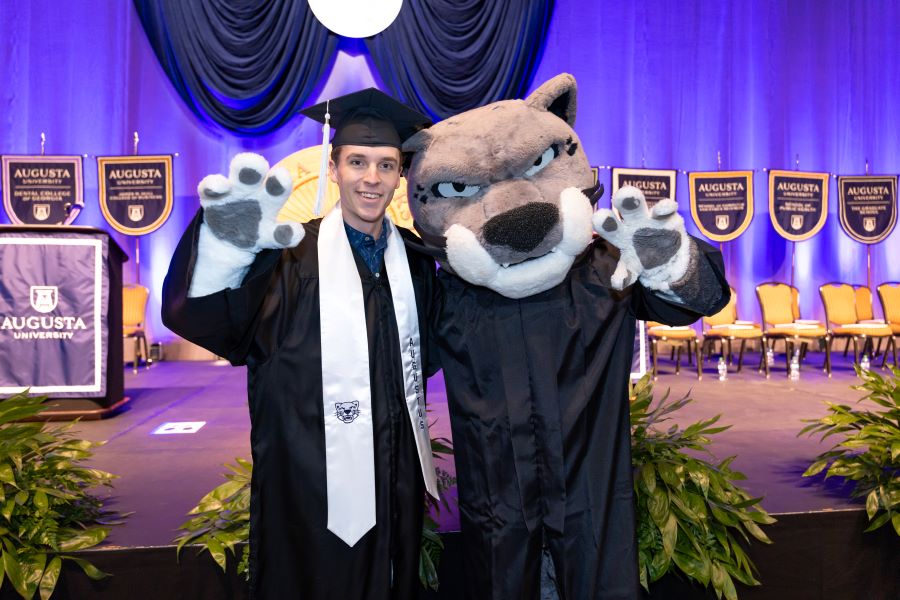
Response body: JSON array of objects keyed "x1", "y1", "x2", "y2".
[{"x1": 161, "y1": 209, "x2": 281, "y2": 365}]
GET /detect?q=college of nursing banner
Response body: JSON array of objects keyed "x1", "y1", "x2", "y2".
[
  {"x1": 768, "y1": 170, "x2": 829, "y2": 241},
  {"x1": 97, "y1": 155, "x2": 174, "y2": 235},
  {"x1": 837, "y1": 175, "x2": 898, "y2": 244},
  {"x1": 0, "y1": 233, "x2": 108, "y2": 397},
  {"x1": 611, "y1": 167, "x2": 677, "y2": 208},
  {"x1": 688, "y1": 171, "x2": 754, "y2": 242},
  {"x1": 1, "y1": 155, "x2": 84, "y2": 225}
]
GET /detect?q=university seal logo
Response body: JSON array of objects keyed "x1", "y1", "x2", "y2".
[{"x1": 30, "y1": 286, "x2": 58, "y2": 314}]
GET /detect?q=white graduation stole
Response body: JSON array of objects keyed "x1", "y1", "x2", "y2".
[{"x1": 318, "y1": 203, "x2": 438, "y2": 547}]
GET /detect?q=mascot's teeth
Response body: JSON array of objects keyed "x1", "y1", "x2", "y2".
[{"x1": 502, "y1": 263, "x2": 510, "y2": 268}]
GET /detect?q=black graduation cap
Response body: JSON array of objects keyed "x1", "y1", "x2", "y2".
[{"x1": 300, "y1": 88, "x2": 432, "y2": 149}]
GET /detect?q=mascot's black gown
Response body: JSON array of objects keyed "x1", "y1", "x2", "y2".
[
  {"x1": 429, "y1": 238, "x2": 728, "y2": 600},
  {"x1": 162, "y1": 212, "x2": 437, "y2": 600}
]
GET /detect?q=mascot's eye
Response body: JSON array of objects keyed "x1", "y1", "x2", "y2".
[
  {"x1": 432, "y1": 182, "x2": 481, "y2": 198},
  {"x1": 524, "y1": 144, "x2": 560, "y2": 177}
]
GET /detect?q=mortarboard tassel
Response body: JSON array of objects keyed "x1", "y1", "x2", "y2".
[{"x1": 314, "y1": 100, "x2": 330, "y2": 216}]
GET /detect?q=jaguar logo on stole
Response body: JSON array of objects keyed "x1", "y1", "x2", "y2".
[
  {"x1": 335, "y1": 401, "x2": 360, "y2": 424},
  {"x1": 715, "y1": 215, "x2": 730, "y2": 230},
  {"x1": 863, "y1": 217, "x2": 877, "y2": 232},
  {"x1": 790, "y1": 214, "x2": 804, "y2": 230},
  {"x1": 30, "y1": 286, "x2": 58, "y2": 314},
  {"x1": 128, "y1": 204, "x2": 144, "y2": 222},
  {"x1": 32, "y1": 204, "x2": 51, "y2": 221}
]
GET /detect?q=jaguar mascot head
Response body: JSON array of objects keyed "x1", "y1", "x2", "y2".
[{"x1": 403, "y1": 73, "x2": 602, "y2": 298}]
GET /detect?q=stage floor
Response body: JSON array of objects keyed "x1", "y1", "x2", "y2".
[
  {"x1": 80, "y1": 350, "x2": 880, "y2": 548},
  {"x1": 24, "y1": 350, "x2": 898, "y2": 599}
]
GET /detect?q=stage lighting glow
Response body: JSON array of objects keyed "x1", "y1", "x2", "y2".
[
  {"x1": 308, "y1": 0, "x2": 402, "y2": 38},
  {"x1": 152, "y1": 421, "x2": 206, "y2": 435}
]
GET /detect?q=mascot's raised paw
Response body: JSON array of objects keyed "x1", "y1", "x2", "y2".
[
  {"x1": 189, "y1": 153, "x2": 304, "y2": 297},
  {"x1": 592, "y1": 185, "x2": 690, "y2": 292},
  {"x1": 198, "y1": 152, "x2": 303, "y2": 251}
]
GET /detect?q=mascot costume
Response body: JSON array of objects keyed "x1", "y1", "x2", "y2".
[{"x1": 402, "y1": 73, "x2": 729, "y2": 599}]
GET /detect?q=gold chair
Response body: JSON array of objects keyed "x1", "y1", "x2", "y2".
[
  {"x1": 819, "y1": 283, "x2": 894, "y2": 368},
  {"x1": 123, "y1": 284, "x2": 152, "y2": 373},
  {"x1": 701, "y1": 287, "x2": 766, "y2": 375},
  {"x1": 756, "y1": 282, "x2": 831, "y2": 377},
  {"x1": 875, "y1": 282, "x2": 900, "y2": 366},
  {"x1": 647, "y1": 321, "x2": 702, "y2": 380}
]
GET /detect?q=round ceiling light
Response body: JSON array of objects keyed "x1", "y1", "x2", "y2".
[{"x1": 308, "y1": 0, "x2": 403, "y2": 38}]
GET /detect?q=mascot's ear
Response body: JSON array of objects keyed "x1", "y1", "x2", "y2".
[
  {"x1": 525, "y1": 73, "x2": 578, "y2": 127},
  {"x1": 401, "y1": 128, "x2": 432, "y2": 171}
]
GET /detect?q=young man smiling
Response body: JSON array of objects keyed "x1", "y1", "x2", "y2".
[{"x1": 162, "y1": 89, "x2": 439, "y2": 599}]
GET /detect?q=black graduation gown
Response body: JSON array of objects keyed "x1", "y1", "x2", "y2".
[
  {"x1": 162, "y1": 212, "x2": 437, "y2": 600},
  {"x1": 430, "y1": 239, "x2": 729, "y2": 600}
]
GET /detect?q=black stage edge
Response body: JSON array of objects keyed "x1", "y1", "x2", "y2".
[{"x1": 10, "y1": 509, "x2": 896, "y2": 600}]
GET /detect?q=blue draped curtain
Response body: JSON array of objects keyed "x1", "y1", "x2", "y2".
[
  {"x1": 365, "y1": 0, "x2": 555, "y2": 119},
  {"x1": 133, "y1": 0, "x2": 338, "y2": 134}
]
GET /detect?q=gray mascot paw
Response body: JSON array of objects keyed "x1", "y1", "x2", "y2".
[
  {"x1": 189, "y1": 153, "x2": 304, "y2": 298},
  {"x1": 592, "y1": 185, "x2": 691, "y2": 292}
]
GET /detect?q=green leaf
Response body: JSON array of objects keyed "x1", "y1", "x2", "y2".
[
  {"x1": 39, "y1": 556, "x2": 61, "y2": 600},
  {"x1": 864, "y1": 511, "x2": 891, "y2": 532},
  {"x1": 892, "y1": 513, "x2": 900, "y2": 536},
  {"x1": 205, "y1": 536, "x2": 228, "y2": 571},
  {"x1": 33, "y1": 490, "x2": 48, "y2": 513},
  {"x1": 640, "y1": 463, "x2": 656, "y2": 494},
  {"x1": 58, "y1": 527, "x2": 109, "y2": 551},
  {"x1": 62, "y1": 556, "x2": 109, "y2": 580},
  {"x1": 2, "y1": 549, "x2": 27, "y2": 598},
  {"x1": 661, "y1": 514, "x2": 677, "y2": 559},
  {"x1": 802, "y1": 459, "x2": 829, "y2": 477},
  {"x1": 865, "y1": 490, "x2": 880, "y2": 519}
]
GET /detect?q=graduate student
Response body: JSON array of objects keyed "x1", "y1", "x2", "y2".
[{"x1": 162, "y1": 89, "x2": 438, "y2": 600}]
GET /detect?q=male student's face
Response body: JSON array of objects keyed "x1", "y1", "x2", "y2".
[{"x1": 329, "y1": 145, "x2": 402, "y2": 237}]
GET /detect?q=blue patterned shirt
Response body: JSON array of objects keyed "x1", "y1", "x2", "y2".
[{"x1": 344, "y1": 220, "x2": 390, "y2": 275}]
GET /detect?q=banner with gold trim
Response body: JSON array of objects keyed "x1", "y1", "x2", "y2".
[
  {"x1": 611, "y1": 167, "x2": 677, "y2": 209},
  {"x1": 688, "y1": 171, "x2": 754, "y2": 242},
  {"x1": 768, "y1": 170, "x2": 829, "y2": 241},
  {"x1": 1, "y1": 155, "x2": 84, "y2": 225},
  {"x1": 837, "y1": 175, "x2": 897, "y2": 244},
  {"x1": 97, "y1": 155, "x2": 173, "y2": 235}
]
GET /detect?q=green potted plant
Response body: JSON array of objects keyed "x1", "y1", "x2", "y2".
[
  {"x1": 800, "y1": 365, "x2": 900, "y2": 535},
  {"x1": 0, "y1": 391, "x2": 123, "y2": 600},
  {"x1": 630, "y1": 374, "x2": 775, "y2": 600}
]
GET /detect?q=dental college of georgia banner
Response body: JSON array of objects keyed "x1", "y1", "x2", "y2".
[
  {"x1": 838, "y1": 175, "x2": 898, "y2": 244},
  {"x1": 0, "y1": 233, "x2": 108, "y2": 396},
  {"x1": 1, "y1": 155, "x2": 84, "y2": 225},
  {"x1": 611, "y1": 168, "x2": 677, "y2": 209},
  {"x1": 97, "y1": 155, "x2": 174, "y2": 235},
  {"x1": 768, "y1": 170, "x2": 829, "y2": 241},
  {"x1": 688, "y1": 171, "x2": 754, "y2": 242}
]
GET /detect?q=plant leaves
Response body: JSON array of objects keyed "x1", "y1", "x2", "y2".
[
  {"x1": 2, "y1": 549, "x2": 27, "y2": 598},
  {"x1": 39, "y1": 556, "x2": 61, "y2": 600}
]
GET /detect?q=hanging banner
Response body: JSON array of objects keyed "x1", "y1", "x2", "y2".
[
  {"x1": 838, "y1": 175, "x2": 897, "y2": 244},
  {"x1": 97, "y1": 155, "x2": 174, "y2": 235},
  {"x1": 768, "y1": 170, "x2": 829, "y2": 241},
  {"x1": 688, "y1": 170, "x2": 754, "y2": 242},
  {"x1": 1, "y1": 155, "x2": 84, "y2": 225},
  {"x1": 611, "y1": 167, "x2": 677, "y2": 208}
]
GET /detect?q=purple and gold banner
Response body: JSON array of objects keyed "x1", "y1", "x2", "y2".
[
  {"x1": 0, "y1": 233, "x2": 108, "y2": 397},
  {"x1": 98, "y1": 155, "x2": 173, "y2": 235},
  {"x1": 838, "y1": 175, "x2": 897, "y2": 244},
  {"x1": 611, "y1": 168, "x2": 677, "y2": 208},
  {"x1": 688, "y1": 171, "x2": 754, "y2": 242},
  {"x1": 1, "y1": 155, "x2": 84, "y2": 225},
  {"x1": 768, "y1": 170, "x2": 829, "y2": 241}
]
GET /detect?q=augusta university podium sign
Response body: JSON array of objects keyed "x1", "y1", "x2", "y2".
[{"x1": 0, "y1": 226, "x2": 126, "y2": 416}]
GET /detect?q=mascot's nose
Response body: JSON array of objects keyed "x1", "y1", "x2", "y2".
[{"x1": 482, "y1": 203, "x2": 559, "y2": 253}]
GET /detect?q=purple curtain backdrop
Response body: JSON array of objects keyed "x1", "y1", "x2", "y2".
[{"x1": 2, "y1": 0, "x2": 899, "y2": 342}]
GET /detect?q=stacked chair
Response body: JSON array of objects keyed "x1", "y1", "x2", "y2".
[
  {"x1": 756, "y1": 282, "x2": 831, "y2": 377},
  {"x1": 700, "y1": 287, "x2": 766, "y2": 375},
  {"x1": 876, "y1": 282, "x2": 900, "y2": 366},
  {"x1": 819, "y1": 283, "x2": 895, "y2": 368},
  {"x1": 123, "y1": 283, "x2": 152, "y2": 373}
]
